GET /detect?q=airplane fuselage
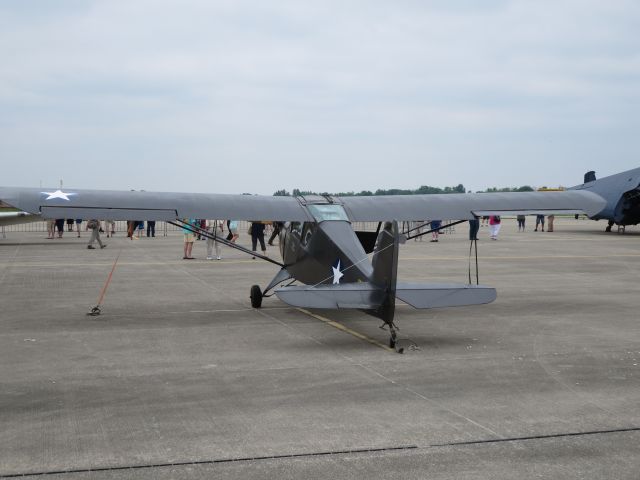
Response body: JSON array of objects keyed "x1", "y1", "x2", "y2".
[{"x1": 279, "y1": 209, "x2": 373, "y2": 286}]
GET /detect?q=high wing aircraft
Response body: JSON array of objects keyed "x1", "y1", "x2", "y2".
[
  {"x1": 0, "y1": 185, "x2": 607, "y2": 351},
  {"x1": 570, "y1": 166, "x2": 640, "y2": 231}
]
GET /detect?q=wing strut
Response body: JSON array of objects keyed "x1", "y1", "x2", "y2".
[
  {"x1": 405, "y1": 220, "x2": 467, "y2": 241},
  {"x1": 468, "y1": 238, "x2": 479, "y2": 285},
  {"x1": 169, "y1": 220, "x2": 285, "y2": 267}
]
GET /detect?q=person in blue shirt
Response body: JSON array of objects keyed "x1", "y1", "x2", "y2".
[{"x1": 182, "y1": 218, "x2": 197, "y2": 259}]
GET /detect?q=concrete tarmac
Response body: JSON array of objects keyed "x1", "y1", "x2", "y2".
[{"x1": 0, "y1": 219, "x2": 639, "y2": 479}]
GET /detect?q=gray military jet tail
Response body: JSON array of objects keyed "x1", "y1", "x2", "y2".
[{"x1": 570, "y1": 166, "x2": 640, "y2": 231}]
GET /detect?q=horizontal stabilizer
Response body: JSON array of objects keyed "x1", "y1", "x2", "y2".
[
  {"x1": 275, "y1": 282, "x2": 496, "y2": 311},
  {"x1": 275, "y1": 283, "x2": 384, "y2": 309},
  {"x1": 395, "y1": 282, "x2": 496, "y2": 309}
]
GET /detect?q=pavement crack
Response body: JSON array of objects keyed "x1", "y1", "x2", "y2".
[
  {"x1": 0, "y1": 445, "x2": 418, "y2": 478},
  {"x1": 430, "y1": 426, "x2": 640, "y2": 447}
]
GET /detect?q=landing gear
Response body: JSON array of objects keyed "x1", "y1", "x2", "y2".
[
  {"x1": 606, "y1": 220, "x2": 614, "y2": 232},
  {"x1": 380, "y1": 322, "x2": 404, "y2": 354},
  {"x1": 250, "y1": 285, "x2": 263, "y2": 308}
]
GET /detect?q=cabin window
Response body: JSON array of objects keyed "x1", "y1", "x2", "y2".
[
  {"x1": 307, "y1": 204, "x2": 349, "y2": 222},
  {"x1": 289, "y1": 221, "x2": 302, "y2": 236}
]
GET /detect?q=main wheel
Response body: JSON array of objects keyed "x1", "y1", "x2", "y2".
[{"x1": 250, "y1": 285, "x2": 263, "y2": 308}]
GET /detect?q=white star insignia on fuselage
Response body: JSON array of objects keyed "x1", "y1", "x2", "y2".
[
  {"x1": 41, "y1": 190, "x2": 76, "y2": 201},
  {"x1": 332, "y1": 260, "x2": 344, "y2": 285}
]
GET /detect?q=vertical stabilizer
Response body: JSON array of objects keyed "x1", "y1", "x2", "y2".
[{"x1": 584, "y1": 171, "x2": 596, "y2": 183}]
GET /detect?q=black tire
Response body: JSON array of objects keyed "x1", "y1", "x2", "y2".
[{"x1": 250, "y1": 285, "x2": 263, "y2": 308}]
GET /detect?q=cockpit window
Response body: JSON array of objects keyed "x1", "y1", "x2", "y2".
[{"x1": 306, "y1": 204, "x2": 349, "y2": 222}]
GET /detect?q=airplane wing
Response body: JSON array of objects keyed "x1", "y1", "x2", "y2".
[
  {"x1": 0, "y1": 186, "x2": 605, "y2": 222},
  {"x1": 0, "y1": 187, "x2": 313, "y2": 222},
  {"x1": 338, "y1": 190, "x2": 606, "y2": 221}
]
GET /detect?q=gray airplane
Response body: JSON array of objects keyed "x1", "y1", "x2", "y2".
[
  {"x1": 0, "y1": 184, "x2": 610, "y2": 350},
  {"x1": 0, "y1": 200, "x2": 40, "y2": 227},
  {"x1": 569, "y1": 167, "x2": 640, "y2": 231}
]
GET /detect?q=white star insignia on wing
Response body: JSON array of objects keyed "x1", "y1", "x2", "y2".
[
  {"x1": 332, "y1": 260, "x2": 344, "y2": 285},
  {"x1": 41, "y1": 190, "x2": 76, "y2": 201}
]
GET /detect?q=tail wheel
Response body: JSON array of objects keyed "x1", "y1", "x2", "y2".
[{"x1": 250, "y1": 285, "x2": 263, "y2": 308}]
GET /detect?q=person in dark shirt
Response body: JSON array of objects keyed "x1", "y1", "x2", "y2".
[
  {"x1": 250, "y1": 221, "x2": 267, "y2": 259},
  {"x1": 268, "y1": 221, "x2": 283, "y2": 246},
  {"x1": 468, "y1": 216, "x2": 480, "y2": 241}
]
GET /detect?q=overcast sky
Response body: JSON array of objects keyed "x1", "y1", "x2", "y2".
[{"x1": 1, "y1": 0, "x2": 639, "y2": 194}]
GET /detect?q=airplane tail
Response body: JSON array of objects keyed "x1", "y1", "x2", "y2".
[
  {"x1": 274, "y1": 221, "x2": 401, "y2": 324},
  {"x1": 368, "y1": 221, "x2": 400, "y2": 324},
  {"x1": 275, "y1": 220, "x2": 496, "y2": 314}
]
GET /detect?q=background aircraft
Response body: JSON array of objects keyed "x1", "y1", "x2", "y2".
[
  {"x1": 0, "y1": 200, "x2": 40, "y2": 226},
  {"x1": 0, "y1": 185, "x2": 606, "y2": 351},
  {"x1": 0, "y1": 211, "x2": 40, "y2": 227},
  {"x1": 570, "y1": 166, "x2": 640, "y2": 231}
]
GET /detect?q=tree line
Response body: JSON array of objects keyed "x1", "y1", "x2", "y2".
[{"x1": 273, "y1": 184, "x2": 535, "y2": 196}]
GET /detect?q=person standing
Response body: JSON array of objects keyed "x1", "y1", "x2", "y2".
[
  {"x1": 46, "y1": 219, "x2": 55, "y2": 239},
  {"x1": 430, "y1": 219, "x2": 442, "y2": 242},
  {"x1": 268, "y1": 221, "x2": 283, "y2": 246},
  {"x1": 468, "y1": 216, "x2": 480, "y2": 241},
  {"x1": 55, "y1": 219, "x2": 65, "y2": 238},
  {"x1": 489, "y1": 215, "x2": 502, "y2": 240},
  {"x1": 206, "y1": 219, "x2": 224, "y2": 260},
  {"x1": 75, "y1": 218, "x2": 82, "y2": 238},
  {"x1": 517, "y1": 215, "x2": 526, "y2": 232},
  {"x1": 535, "y1": 214, "x2": 545, "y2": 232},
  {"x1": 86, "y1": 219, "x2": 106, "y2": 249},
  {"x1": 104, "y1": 219, "x2": 115, "y2": 237},
  {"x1": 182, "y1": 218, "x2": 197, "y2": 259},
  {"x1": 146, "y1": 220, "x2": 156, "y2": 237},
  {"x1": 250, "y1": 221, "x2": 267, "y2": 259},
  {"x1": 547, "y1": 214, "x2": 555, "y2": 232},
  {"x1": 127, "y1": 220, "x2": 135, "y2": 239},
  {"x1": 66, "y1": 218, "x2": 74, "y2": 232},
  {"x1": 228, "y1": 220, "x2": 239, "y2": 243}
]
